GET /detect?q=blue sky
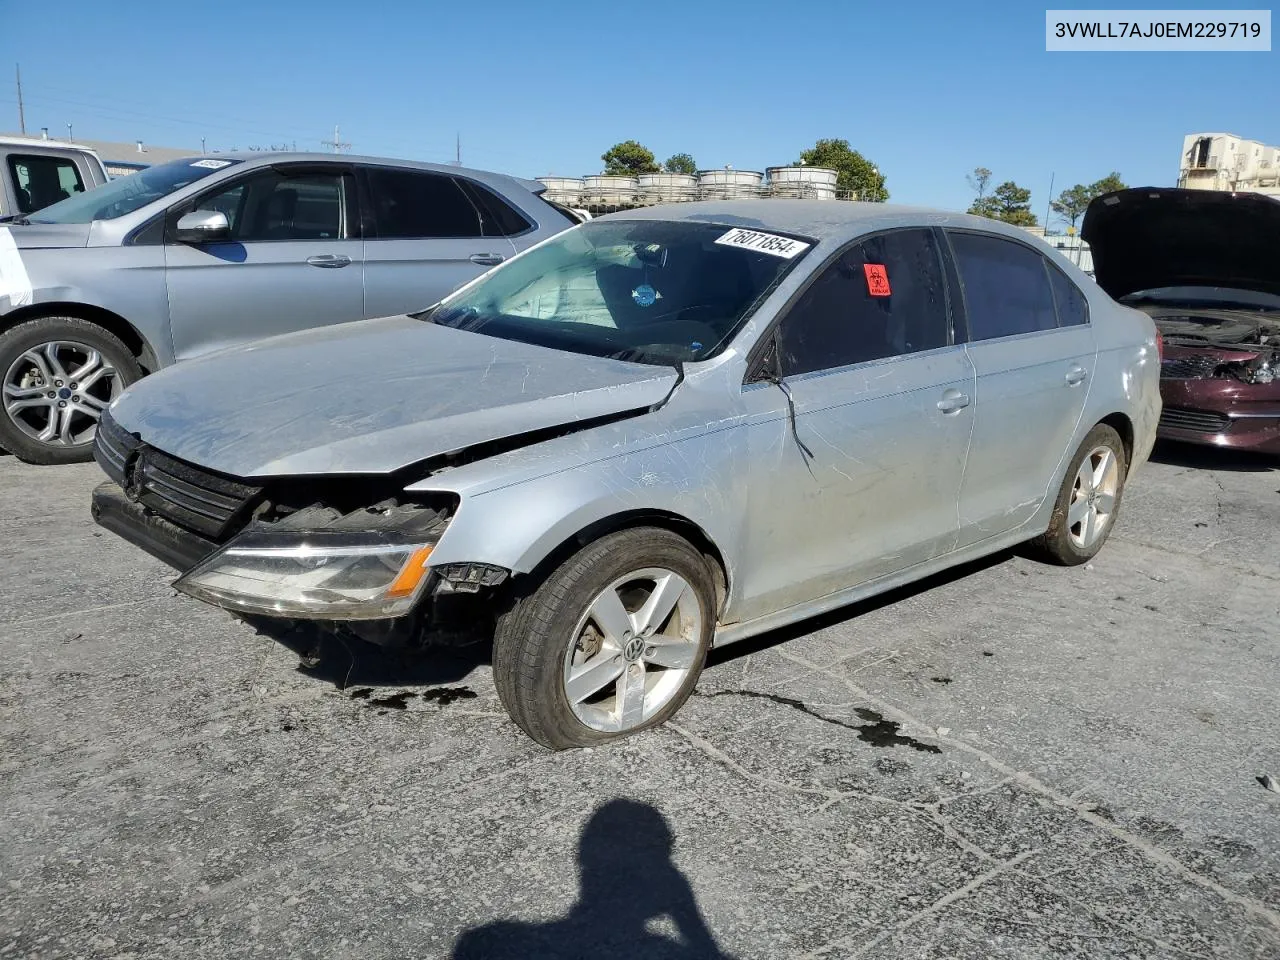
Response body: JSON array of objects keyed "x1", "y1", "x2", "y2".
[{"x1": 3, "y1": 1, "x2": 1276, "y2": 225}]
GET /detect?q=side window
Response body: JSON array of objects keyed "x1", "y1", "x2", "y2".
[
  {"x1": 949, "y1": 232, "x2": 1058, "y2": 340},
  {"x1": 1049, "y1": 265, "x2": 1089, "y2": 326},
  {"x1": 187, "y1": 170, "x2": 345, "y2": 242},
  {"x1": 8, "y1": 154, "x2": 85, "y2": 213},
  {"x1": 457, "y1": 179, "x2": 533, "y2": 237},
  {"x1": 366, "y1": 168, "x2": 483, "y2": 239},
  {"x1": 777, "y1": 228, "x2": 949, "y2": 377}
]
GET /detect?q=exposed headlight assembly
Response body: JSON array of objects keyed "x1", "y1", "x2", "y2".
[{"x1": 174, "y1": 529, "x2": 441, "y2": 620}]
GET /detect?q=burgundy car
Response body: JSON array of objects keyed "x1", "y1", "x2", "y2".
[{"x1": 1083, "y1": 188, "x2": 1280, "y2": 456}]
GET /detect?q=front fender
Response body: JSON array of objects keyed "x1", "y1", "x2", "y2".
[{"x1": 418, "y1": 430, "x2": 749, "y2": 599}]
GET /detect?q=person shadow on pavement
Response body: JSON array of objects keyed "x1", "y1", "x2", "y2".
[{"x1": 452, "y1": 798, "x2": 736, "y2": 960}]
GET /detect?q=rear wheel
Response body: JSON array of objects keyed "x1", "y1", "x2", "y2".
[
  {"x1": 0, "y1": 317, "x2": 141, "y2": 465},
  {"x1": 492, "y1": 527, "x2": 715, "y2": 750},
  {"x1": 1028, "y1": 423, "x2": 1127, "y2": 565}
]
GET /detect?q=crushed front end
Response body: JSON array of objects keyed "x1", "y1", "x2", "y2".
[{"x1": 91, "y1": 410, "x2": 508, "y2": 647}]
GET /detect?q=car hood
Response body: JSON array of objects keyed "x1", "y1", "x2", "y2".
[
  {"x1": 1081, "y1": 188, "x2": 1280, "y2": 300},
  {"x1": 0, "y1": 222, "x2": 92, "y2": 249},
  {"x1": 108, "y1": 316, "x2": 680, "y2": 478}
]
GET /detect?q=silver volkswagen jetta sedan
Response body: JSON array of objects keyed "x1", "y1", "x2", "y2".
[{"x1": 91, "y1": 201, "x2": 1161, "y2": 749}]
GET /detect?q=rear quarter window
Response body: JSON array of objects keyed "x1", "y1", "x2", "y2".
[{"x1": 949, "y1": 232, "x2": 1059, "y2": 340}]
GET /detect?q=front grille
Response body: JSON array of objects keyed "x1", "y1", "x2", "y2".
[
  {"x1": 94, "y1": 410, "x2": 262, "y2": 540},
  {"x1": 1161, "y1": 355, "x2": 1219, "y2": 379},
  {"x1": 1159, "y1": 407, "x2": 1231, "y2": 434}
]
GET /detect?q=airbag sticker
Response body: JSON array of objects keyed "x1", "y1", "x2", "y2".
[
  {"x1": 632, "y1": 284, "x2": 658, "y2": 307},
  {"x1": 191, "y1": 159, "x2": 233, "y2": 169},
  {"x1": 864, "y1": 263, "x2": 891, "y2": 297},
  {"x1": 714, "y1": 228, "x2": 810, "y2": 259},
  {"x1": 0, "y1": 227, "x2": 33, "y2": 308}
]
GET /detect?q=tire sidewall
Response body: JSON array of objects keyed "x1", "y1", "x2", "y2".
[
  {"x1": 1051, "y1": 425, "x2": 1128, "y2": 564},
  {"x1": 507, "y1": 530, "x2": 716, "y2": 748},
  {"x1": 0, "y1": 317, "x2": 140, "y2": 465}
]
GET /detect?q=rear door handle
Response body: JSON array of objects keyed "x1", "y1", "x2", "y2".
[
  {"x1": 1065, "y1": 365, "x2": 1088, "y2": 386},
  {"x1": 936, "y1": 390, "x2": 971, "y2": 414},
  {"x1": 469, "y1": 253, "x2": 505, "y2": 266},
  {"x1": 306, "y1": 254, "x2": 352, "y2": 268}
]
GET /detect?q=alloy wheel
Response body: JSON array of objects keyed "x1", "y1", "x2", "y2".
[
  {"x1": 562, "y1": 567, "x2": 704, "y2": 733},
  {"x1": 2, "y1": 341, "x2": 120, "y2": 447},
  {"x1": 1067, "y1": 445, "x2": 1120, "y2": 550}
]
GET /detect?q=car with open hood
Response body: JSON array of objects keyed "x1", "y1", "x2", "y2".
[
  {"x1": 91, "y1": 201, "x2": 1161, "y2": 749},
  {"x1": 0, "y1": 151, "x2": 576, "y2": 465},
  {"x1": 1082, "y1": 187, "x2": 1280, "y2": 455}
]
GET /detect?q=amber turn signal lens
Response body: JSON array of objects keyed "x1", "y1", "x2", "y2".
[{"x1": 385, "y1": 545, "x2": 435, "y2": 599}]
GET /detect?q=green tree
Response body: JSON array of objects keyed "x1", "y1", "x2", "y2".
[
  {"x1": 967, "y1": 167, "x2": 993, "y2": 204},
  {"x1": 969, "y1": 180, "x2": 1038, "y2": 226},
  {"x1": 601, "y1": 140, "x2": 660, "y2": 176},
  {"x1": 1050, "y1": 172, "x2": 1127, "y2": 231},
  {"x1": 795, "y1": 138, "x2": 888, "y2": 201},
  {"x1": 1050, "y1": 183, "x2": 1093, "y2": 232},
  {"x1": 664, "y1": 152, "x2": 697, "y2": 175}
]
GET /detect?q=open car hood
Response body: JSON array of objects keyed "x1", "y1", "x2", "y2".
[
  {"x1": 107, "y1": 316, "x2": 679, "y2": 478},
  {"x1": 1081, "y1": 188, "x2": 1280, "y2": 301}
]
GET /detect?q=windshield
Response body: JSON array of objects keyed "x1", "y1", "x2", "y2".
[
  {"x1": 425, "y1": 220, "x2": 810, "y2": 365},
  {"x1": 27, "y1": 157, "x2": 244, "y2": 224},
  {"x1": 1121, "y1": 286, "x2": 1280, "y2": 312}
]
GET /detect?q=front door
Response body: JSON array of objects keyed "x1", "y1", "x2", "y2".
[
  {"x1": 735, "y1": 228, "x2": 976, "y2": 623},
  {"x1": 165, "y1": 164, "x2": 365, "y2": 360},
  {"x1": 944, "y1": 231, "x2": 1097, "y2": 546}
]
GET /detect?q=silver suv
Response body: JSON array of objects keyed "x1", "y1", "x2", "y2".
[{"x1": 0, "y1": 152, "x2": 577, "y2": 464}]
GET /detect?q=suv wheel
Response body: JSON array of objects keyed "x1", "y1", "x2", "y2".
[
  {"x1": 0, "y1": 317, "x2": 142, "y2": 465},
  {"x1": 492, "y1": 527, "x2": 715, "y2": 750}
]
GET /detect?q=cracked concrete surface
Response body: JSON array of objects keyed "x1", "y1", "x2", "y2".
[{"x1": 1, "y1": 441, "x2": 1278, "y2": 958}]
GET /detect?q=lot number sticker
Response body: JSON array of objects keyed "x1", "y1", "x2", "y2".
[
  {"x1": 715, "y1": 228, "x2": 810, "y2": 259},
  {"x1": 191, "y1": 159, "x2": 233, "y2": 169},
  {"x1": 864, "y1": 263, "x2": 891, "y2": 297}
]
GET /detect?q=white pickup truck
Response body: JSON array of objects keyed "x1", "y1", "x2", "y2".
[{"x1": 0, "y1": 136, "x2": 110, "y2": 219}]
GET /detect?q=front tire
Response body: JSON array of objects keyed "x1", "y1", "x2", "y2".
[
  {"x1": 1028, "y1": 423, "x2": 1127, "y2": 565},
  {"x1": 0, "y1": 317, "x2": 141, "y2": 465},
  {"x1": 492, "y1": 527, "x2": 716, "y2": 750}
]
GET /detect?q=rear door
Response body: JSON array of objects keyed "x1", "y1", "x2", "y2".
[
  {"x1": 165, "y1": 162, "x2": 365, "y2": 360},
  {"x1": 360, "y1": 166, "x2": 520, "y2": 318},
  {"x1": 944, "y1": 230, "x2": 1097, "y2": 547},
  {"x1": 735, "y1": 227, "x2": 976, "y2": 621}
]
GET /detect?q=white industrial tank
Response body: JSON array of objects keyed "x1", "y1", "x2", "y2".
[{"x1": 766, "y1": 166, "x2": 839, "y2": 199}]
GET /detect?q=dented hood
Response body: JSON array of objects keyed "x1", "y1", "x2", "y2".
[
  {"x1": 1082, "y1": 188, "x2": 1280, "y2": 300},
  {"x1": 108, "y1": 316, "x2": 678, "y2": 477}
]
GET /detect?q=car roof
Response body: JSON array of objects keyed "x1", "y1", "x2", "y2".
[
  {"x1": 188, "y1": 151, "x2": 546, "y2": 195},
  {"x1": 0, "y1": 135, "x2": 103, "y2": 157},
  {"x1": 595, "y1": 199, "x2": 1038, "y2": 246}
]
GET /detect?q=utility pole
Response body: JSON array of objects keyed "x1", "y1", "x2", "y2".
[
  {"x1": 455, "y1": 132, "x2": 461, "y2": 166},
  {"x1": 1043, "y1": 172, "x2": 1055, "y2": 235},
  {"x1": 15, "y1": 64, "x2": 26, "y2": 135},
  {"x1": 321, "y1": 124, "x2": 350, "y2": 154}
]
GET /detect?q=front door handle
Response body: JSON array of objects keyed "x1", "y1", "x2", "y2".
[
  {"x1": 469, "y1": 253, "x2": 505, "y2": 266},
  {"x1": 1065, "y1": 365, "x2": 1088, "y2": 386},
  {"x1": 306, "y1": 254, "x2": 352, "y2": 268},
  {"x1": 936, "y1": 390, "x2": 971, "y2": 414}
]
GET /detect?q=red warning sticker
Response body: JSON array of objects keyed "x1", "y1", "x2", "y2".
[{"x1": 864, "y1": 263, "x2": 891, "y2": 297}]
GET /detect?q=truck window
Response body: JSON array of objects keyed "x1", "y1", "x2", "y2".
[{"x1": 8, "y1": 155, "x2": 87, "y2": 214}]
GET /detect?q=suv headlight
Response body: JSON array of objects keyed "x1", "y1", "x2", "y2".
[{"x1": 174, "y1": 529, "x2": 440, "y2": 620}]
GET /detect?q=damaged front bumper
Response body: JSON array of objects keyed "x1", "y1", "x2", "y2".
[{"x1": 91, "y1": 479, "x2": 509, "y2": 626}]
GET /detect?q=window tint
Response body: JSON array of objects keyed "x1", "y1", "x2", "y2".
[
  {"x1": 1049, "y1": 265, "x2": 1089, "y2": 326},
  {"x1": 8, "y1": 155, "x2": 85, "y2": 213},
  {"x1": 189, "y1": 170, "x2": 345, "y2": 242},
  {"x1": 367, "y1": 168, "x2": 483, "y2": 238},
  {"x1": 949, "y1": 232, "x2": 1058, "y2": 340},
  {"x1": 457, "y1": 178, "x2": 533, "y2": 236},
  {"x1": 777, "y1": 228, "x2": 949, "y2": 377}
]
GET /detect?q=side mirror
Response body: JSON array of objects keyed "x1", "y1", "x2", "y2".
[{"x1": 174, "y1": 209, "x2": 230, "y2": 244}]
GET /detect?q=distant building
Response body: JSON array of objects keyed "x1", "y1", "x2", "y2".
[
  {"x1": 0, "y1": 132, "x2": 199, "y2": 176},
  {"x1": 1178, "y1": 133, "x2": 1280, "y2": 196}
]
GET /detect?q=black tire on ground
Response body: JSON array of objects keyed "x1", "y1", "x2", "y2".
[
  {"x1": 492, "y1": 527, "x2": 716, "y2": 750},
  {"x1": 0, "y1": 316, "x2": 142, "y2": 465},
  {"x1": 1027, "y1": 423, "x2": 1128, "y2": 566}
]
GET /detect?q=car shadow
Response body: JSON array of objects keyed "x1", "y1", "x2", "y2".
[
  {"x1": 707, "y1": 548, "x2": 1015, "y2": 668},
  {"x1": 1149, "y1": 439, "x2": 1278, "y2": 472},
  {"x1": 451, "y1": 798, "x2": 737, "y2": 959},
  {"x1": 239, "y1": 614, "x2": 491, "y2": 691}
]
